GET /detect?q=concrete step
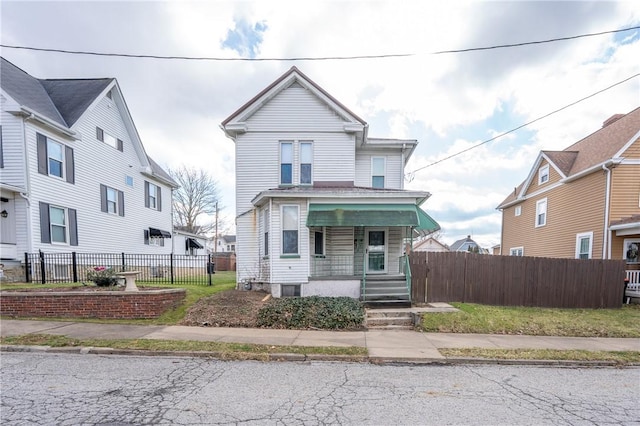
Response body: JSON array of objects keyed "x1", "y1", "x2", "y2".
[{"x1": 365, "y1": 310, "x2": 415, "y2": 329}]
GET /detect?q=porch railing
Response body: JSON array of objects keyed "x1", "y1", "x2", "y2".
[
  {"x1": 401, "y1": 254, "x2": 411, "y2": 295},
  {"x1": 626, "y1": 270, "x2": 640, "y2": 285},
  {"x1": 310, "y1": 255, "x2": 355, "y2": 277}
]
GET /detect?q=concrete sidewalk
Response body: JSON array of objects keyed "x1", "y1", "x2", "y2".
[{"x1": 2, "y1": 319, "x2": 639, "y2": 363}]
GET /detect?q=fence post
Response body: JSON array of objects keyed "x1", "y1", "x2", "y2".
[
  {"x1": 24, "y1": 252, "x2": 31, "y2": 283},
  {"x1": 72, "y1": 252, "x2": 78, "y2": 283},
  {"x1": 39, "y1": 250, "x2": 46, "y2": 284},
  {"x1": 121, "y1": 252, "x2": 126, "y2": 272},
  {"x1": 208, "y1": 253, "x2": 213, "y2": 286},
  {"x1": 170, "y1": 253, "x2": 174, "y2": 284}
]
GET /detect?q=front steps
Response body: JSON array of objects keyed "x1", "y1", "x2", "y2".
[
  {"x1": 361, "y1": 274, "x2": 410, "y2": 306},
  {"x1": 365, "y1": 309, "x2": 416, "y2": 330}
]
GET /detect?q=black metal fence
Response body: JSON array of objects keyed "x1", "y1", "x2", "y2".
[{"x1": 25, "y1": 251, "x2": 216, "y2": 285}]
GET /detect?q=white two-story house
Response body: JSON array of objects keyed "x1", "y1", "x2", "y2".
[
  {"x1": 222, "y1": 67, "x2": 439, "y2": 301},
  {"x1": 0, "y1": 57, "x2": 177, "y2": 280}
]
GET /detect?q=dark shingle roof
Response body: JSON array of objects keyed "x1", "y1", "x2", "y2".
[
  {"x1": 1, "y1": 57, "x2": 112, "y2": 128},
  {"x1": 40, "y1": 79, "x2": 112, "y2": 126},
  {"x1": 543, "y1": 151, "x2": 578, "y2": 176},
  {"x1": 147, "y1": 156, "x2": 178, "y2": 187}
]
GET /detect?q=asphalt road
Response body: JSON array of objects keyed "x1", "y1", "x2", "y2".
[{"x1": 1, "y1": 353, "x2": 638, "y2": 425}]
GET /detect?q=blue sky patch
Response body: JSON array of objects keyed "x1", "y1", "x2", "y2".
[{"x1": 222, "y1": 18, "x2": 267, "y2": 58}]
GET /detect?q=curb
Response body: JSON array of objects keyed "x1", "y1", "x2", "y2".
[{"x1": 2, "y1": 345, "x2": 638, "y2": 368}]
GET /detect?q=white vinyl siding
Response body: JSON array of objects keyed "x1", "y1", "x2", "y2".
[
  {"x1": 355, "y1": 150, "x2": 403, "y2": 189},
  {"x1": 0, "y1": 96, "x2": 27, "y2": 189}
]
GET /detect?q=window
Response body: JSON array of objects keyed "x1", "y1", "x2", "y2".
[
  {"x1": 300, "y1": 142, "x2": 313, "y2": 185},
  {"x1": 281, "y1": 284, "x2": 301, "y2": 297},
  {"x1": 39, "y1": 202, "x2": 78, "y2": 246},
  {"x1": 372, "y1": 157, "x2": 385, "y2": 188},
  {"x1": 96, "y1": 127, "x2": 123, "y2": 151},
  {"x1": 36, "y1": 133, "x2": 74, "y2": 183},
  {"x1": 145, "y1": 181, "x2": 162, "y2": 211},
  {"x1": 100, "y1": 184, "x2": 124, "y2": 216},
  {"x1": 143, "y1": 230, "x2": 165, "y2": 247},
  {"x1": 280, "y1": 142, "x2": 293, "y2": 185},
  {"x1": 538, "y1": 164, "x2": 549, "y2": 185},
  {"x1": 535, "y1": 198, "x2": 547, "y2": 227},
  {"x1": 510, "y1": 247, "x2": 524, "y2": 256},
  {"x1": 227, "y1": 244, "x2": 231, "y2": 251},
  {"x1": 314, "y1": 229, "x2": 325, "y2": 256},
  {"x1": 575, "y1": 232, "x2": 593, "y2": 259},
  {"x1": 624, "y1": 239, "x2": 640, "y2": 263},
  {"x1": 515, "y1": 206, "x2": 521, "y2": 216},
  {"x1": 282, "y1": 205, "x2": 299, "y2": 255},
  {"x1": 125, "y1": 175, "x2": 134, "y2": 187}
]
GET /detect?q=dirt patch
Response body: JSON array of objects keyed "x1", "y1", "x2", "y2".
[{"x1": 181, "y1": 289, "x2": 272, "y2": 328}]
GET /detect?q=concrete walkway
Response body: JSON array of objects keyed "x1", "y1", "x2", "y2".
[{"x1": 2, "y1": 319, "x2": 639, "y2": 363}]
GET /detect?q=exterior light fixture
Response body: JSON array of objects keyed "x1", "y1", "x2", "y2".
[{"x1": 0, "y1": 210, "x2": 7, "y2": 218}]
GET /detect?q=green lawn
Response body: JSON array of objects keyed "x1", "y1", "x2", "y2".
[{"x1": 421, "y1": 303, "x2": 640, "y2": 338}]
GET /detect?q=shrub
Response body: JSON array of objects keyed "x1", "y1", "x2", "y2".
[
  {"x1": 86, "y1": 266, "x2": 118, "y2": 287},
  {"x1": 257, "y1": 296, "x2": 365, "y2": 330}
]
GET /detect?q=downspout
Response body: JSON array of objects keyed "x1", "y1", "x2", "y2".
[{"x1": 602, "y1": 162, "x2": 612, "y2": 259}]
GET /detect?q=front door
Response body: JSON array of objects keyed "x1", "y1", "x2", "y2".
[{"x1": 366, "y1": 228, "x2": 387, "y2": 274}]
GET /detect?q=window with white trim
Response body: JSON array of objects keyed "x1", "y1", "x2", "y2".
[
  {"x1": 36, "y1": 133, "x2": 75, "y2": 184},
  {"x1": 538, "y1": 164, "x2": 549, "y2": 185},
  {"x1": 280, "y1": 142, "x2": 293, "y2": 185},
  {"x1": 535, "y1": 198, "x2": 547, "y2": 227},
  {"x1": 510, "y1": 247, "x2": 524, "y2": 256},
  {"x1": 281, "y1": 205, "x2": 299, "y2": 255},
  {"x1": 624, "y1": 239, "x2": 640, "y2": 264},
  {"x1": 145, "y1": 181, "x2": 161, "y2": 211},
  {"x1": 515, "y1": 206, "x2": 521, "y2": 216},
  {"x1": 99, "y1": 184, "x2": 125, "y2": 216},
  {"x1": 49, "y1": 206, "x2": 68, "y2": 244},
  {"x1": 575, "y1": 232, "x2": 593, "y2": 259},
  {"x1": 372, "y1": 157, "x2": 385, "y2": 188},
  {"x1": 300, "y1": 142, "x2": 313, "y2": 185},
  {"x1": 47, "y1": 139, "x2": 64, "y2": 179}
]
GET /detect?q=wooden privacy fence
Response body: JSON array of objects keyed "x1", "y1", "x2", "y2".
[{"x1": 409, "y1": 251, "x2": 626, "y2": 308}]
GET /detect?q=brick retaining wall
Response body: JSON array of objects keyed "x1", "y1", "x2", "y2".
[{"x1": 0, "y1": 289, "x2": 186, "y2": 319}]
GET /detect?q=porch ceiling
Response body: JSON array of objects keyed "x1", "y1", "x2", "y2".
[{"x1": 306, "y1": 203, "x2": 439, "y2": 232}]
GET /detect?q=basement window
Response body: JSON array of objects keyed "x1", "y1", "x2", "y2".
[{"x1": 281, "y1": 284, "x2": 301, "y2": 297}]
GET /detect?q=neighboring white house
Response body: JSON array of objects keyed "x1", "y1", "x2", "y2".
[
  {"x1": 221, "y1": 67, "x2": 439, "y2": 301},
  {"x1": 0, "y1": 57, "x2": 177, "y2": 279},
  {"x1": 173, "y1": 230, "x2": 207, "y2": 256},
  {"x1": 216, "y1": 235, "x2": 236, "y2": 253},
  {"x1": 413, "y1": 237, "x2": 450, "y2": 252}
]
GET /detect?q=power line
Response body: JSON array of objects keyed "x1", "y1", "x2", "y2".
[
  {"x1": 405, "y1": 73, "x2": 640, "y2": 181},
  {"x1": 1, "y1": 26, "x2": 637, "y2": 62}
]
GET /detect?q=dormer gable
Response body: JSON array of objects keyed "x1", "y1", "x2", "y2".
[{"x1": 518, "y1": 152, "x2": 569, "y2": 198}]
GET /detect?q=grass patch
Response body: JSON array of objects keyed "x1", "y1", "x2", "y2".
[
  {"x1": 0, "y1": 334, "x2": 367, "y2": 359},
  {"x1": 440, "y1": 348, "x2": 640, "y2": 364},
  {"x1": 421, "y1": 303, "x2": 640, "y2": 338}
]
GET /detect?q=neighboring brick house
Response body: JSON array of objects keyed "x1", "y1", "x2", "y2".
[
  {"x1": 0, "y1": 57, "x2": 177, "y2": 279},
  {"x1": 221, "y1": 67, "x2": 439, "y2": 301},
  {"x1": 497, "y1": 107, "x2": 640, "y2": 282}
]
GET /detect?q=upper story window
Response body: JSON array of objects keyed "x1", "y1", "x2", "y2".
[
  {"x1": 536, "y1": 198, "x2": 547, "y2": 227},
  {"x1": 100, "y1": 184, "x2": 124, "y2": 216},
  {"x1": 372, "y1": 157, "x2": 386, "y2": 188},
  {"x1": 515, "y1": 206, "x2": 522, "y2": 216},
  {"x1": 36, "y1": 133, "x2": 74, "y2": 184},
  {"x1": 280, "y1": 142, "x2": 293, "y2": 185},
  {"x1": 125, "y1": 175, "x2": 134, "y2": 187},
  {"x1": 282, "y1": 205, "x2": 299, "y2": 255},
  {"x1": 575, "y1": 232, "x2": 593, "y2": 259},
  {"x1": 300, "y1": 142, "x2": 313, "y2": 185},
  {"x1": 145, "y1": 181, "x2": 162, "y2": 211},
  {"x1": 96, "y1": 127, "x2": 123, "y2": 152},
  {"x1": 538, "y1": 164, "x2": 549, "y2": 185}
]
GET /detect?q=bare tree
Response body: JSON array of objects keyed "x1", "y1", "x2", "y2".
[{"x1": 169, "y1": 166, "x2": 221, "y2": 235}]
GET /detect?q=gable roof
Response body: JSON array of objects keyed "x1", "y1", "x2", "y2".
[
  {"x1": 413, "y1": 237, "x2": 449, "y2": 251},
  {"x1": 1, "y1": 57, "x2": 177, "y2": 188},
  {"x1": 450, "y1": 235, "x2": 480, "y2": 252},
  {"x1": 221, "y1": 66, "x2": 367, "y2": 130},
  {"x1": 498, "y1": 107, "x2": 640, "y2": 209}
]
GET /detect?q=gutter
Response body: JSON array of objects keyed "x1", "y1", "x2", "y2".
[{"x1": 17, "y1": 107, "x2": 77, "y2": 139}]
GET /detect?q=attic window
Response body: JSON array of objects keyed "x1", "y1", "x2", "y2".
[{"x1": 538, "y1": 164, "x2": 549, "y2": 185}]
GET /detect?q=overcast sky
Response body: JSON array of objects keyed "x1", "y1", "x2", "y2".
[{"x1": 2, "y1": 0, "x2": 639, "y2": 248}]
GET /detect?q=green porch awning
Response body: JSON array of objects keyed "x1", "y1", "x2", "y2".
[{"x1": 306, "y1": 204, "x2": 439, "y2": 232}]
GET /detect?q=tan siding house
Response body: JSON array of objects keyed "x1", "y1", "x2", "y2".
[{"x1": 498, "y1": 107, "x2": 640, "y2": 284}]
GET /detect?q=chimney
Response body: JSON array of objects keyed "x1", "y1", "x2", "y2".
[{"x1": 602, "y1": 114, "x2": 624, "y2": 128}]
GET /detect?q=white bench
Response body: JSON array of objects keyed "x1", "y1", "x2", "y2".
[
  {"x1": 116, "y1": 271, "x2": 141, "y2": 292},
  {"x1": 625, "y1": 282, "x2": 640, "y2": 304}
]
